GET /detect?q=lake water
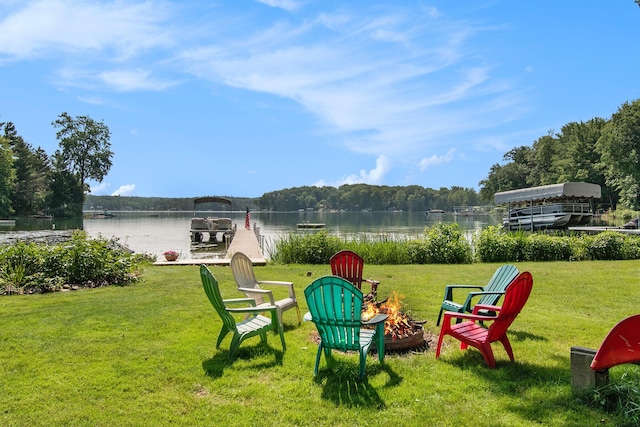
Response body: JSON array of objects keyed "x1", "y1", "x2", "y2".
[{"x1": 1, "y1": 211, "x2": 503, "y2": 260}]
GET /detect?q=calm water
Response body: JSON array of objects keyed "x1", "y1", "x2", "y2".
[{"x1": 1, "y1": 211, "x2": 503, "y2": 260}]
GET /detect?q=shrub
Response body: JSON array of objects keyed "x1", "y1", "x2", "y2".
[
  {"x1": 524, "y1": 233, "x2": 572, "y2": 261},
  {"x1": 473, "y1": 226, "x2": 515, "y2": 263},
  {"x1": 0, "y1": 231, "x2": 144, "y2": 295},
  {"x1": 422, "y1": 222, "x2": 472, "y2": 264},
  {"x1": 270, "y1": 231, "x2": 342, "y2": 264},
  {"x1": 586, "y1": 231, "x2": 626, "y2": 260}
]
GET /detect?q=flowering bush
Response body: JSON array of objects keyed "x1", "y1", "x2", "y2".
[{"x1": 163, "y1": 250, "x2": 178, "y2": 257}]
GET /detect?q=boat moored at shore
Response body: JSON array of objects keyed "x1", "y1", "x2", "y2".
[
  {"x1": 495, "y1": 182, "x2": 601, "y2": 231},
  {"x1": 190, "y1": 197, "x2": 236, "y2": 248}
]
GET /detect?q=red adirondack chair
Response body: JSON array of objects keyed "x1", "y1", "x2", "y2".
[
  {"x1": 329, "y1": 250, "x2": 379, "y2": 300},
  {"x1": 590, "y1": 314, "x2": 640, "y2": 371},
  {"x1": 435, "y1": 271, "x2": 533, "y2": 368}
]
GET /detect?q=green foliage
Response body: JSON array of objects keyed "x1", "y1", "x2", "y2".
[
  {"x1": 597, "y1": 99, "x2": 640, "y2": 209},
  {"x1": 585, "y1": 231, "x2": 626, "y2": 260},
  {"x1": 0, "y1": 231, "x2": 143, "y2": 294},
  {"x1": 257, "y1": 183, "x2": 480, "y2": 212},
  {"x1": 270, "y1": 223, "x2": 472, "y2": 264},
  {"x1": 421, "y1": 222, "x2": 472, "y2": 264},
  {"x1": 474, "y1": 227, "x2": 640, "y2": 262},
  {"x1": 473, "y1": 226, "x2": 516, "y2": 262},
  {"x1": 585, "y1": 377, "x2": 640, "y2": 427},
  {"x1": 269, "y1": 231, "x2": 342, "y2": 264},
  {"x1": 524, "y1": 233, "x2": 573, "y2": 261},
  {"x1": 0, "y1": 136, "x2": 16, "y2": 217}
]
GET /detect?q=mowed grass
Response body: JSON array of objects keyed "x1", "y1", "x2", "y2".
[{"x1": 2, "y1": 261, "x2": 640, "y2": 426}]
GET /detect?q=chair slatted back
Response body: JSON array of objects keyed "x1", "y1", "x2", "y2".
[
  {"x1": 230, "y1": 252, "x2": 266, "y2": 305},
  {"x1": 304, "y1": 276, "x2": 364, "y2": 352},
  {"x1": 329, "y1": 250, "x2": 365, "y2": 290},
  {"x1": 486, "y1": 271, "x2": 533, "y2": 342},
  {"x1": 478, "y1": 264, "x2": 519, "y2": 306},
  {"x1": 200, "y1": 265, "x2": 238, "y2": 333}
]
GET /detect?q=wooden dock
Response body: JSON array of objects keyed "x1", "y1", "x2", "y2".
[
  {"x1": 153, "y1": 227, "x2": 266, "y2": 266},
  {"x1": 568, "y1": 226, "x2": 640, "y2": 235}
]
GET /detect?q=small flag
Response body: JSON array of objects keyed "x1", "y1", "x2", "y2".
[{"x1": 245, "y1": 207, "x2": 251, "y2": 230}]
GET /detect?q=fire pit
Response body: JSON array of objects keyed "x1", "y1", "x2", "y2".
[{"x1": 362, "y1": 291, "x2": 427, "y2": 352}]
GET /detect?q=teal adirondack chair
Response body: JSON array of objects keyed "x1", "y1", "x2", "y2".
[
  {"x1": 436, "y1": 264, "x2": 519, "y2": 326},
  {"x1": 200, "y1": 265, "x2": 286, "y2": 358},
  {"x1": 304, "y1": 275, "x2": 388, "y2": 380}
]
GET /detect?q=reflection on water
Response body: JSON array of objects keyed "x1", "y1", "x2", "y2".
[{"x1": 2, "y1": 211, "x2": 503, "y2": 260}]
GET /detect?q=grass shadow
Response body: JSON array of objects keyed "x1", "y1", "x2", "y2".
[
  {"x1": 312, "y1": 360, "x2": 402, "y2": 409},
  {"x1": 201, "y1": 343, "x2": 284, "y2": 379}
]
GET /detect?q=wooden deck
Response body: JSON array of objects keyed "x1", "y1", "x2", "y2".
[{"x1": 153, "y1": 227, "x2": 266, "y2": 266}]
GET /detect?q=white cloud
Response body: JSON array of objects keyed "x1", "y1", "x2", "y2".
[
  {"x1": 254, "y1": 0, "x2": 300, "y2": 12},
  {"x1": 314, "y1": 155, "x2": 391, "y2": 187},
  {"x1": 112, "y1": 184, "x2": 136, "y2": 196},
  {"x1": 99, "y1": 69, "x2": 178, "y2": 92},
  {"x1": 419, "y1": 148, "x2": 456, "y2": 171},
  {"x1": 90, "y1": 182, "x2": 110, "y2": 194},
  {"x1": 0, "y1": 0, "x2": 174, "y2": 60}
]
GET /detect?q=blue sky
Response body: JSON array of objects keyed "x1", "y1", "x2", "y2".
[{"x1": 1, "y1": 1, "x2": 639, "y2": 198}]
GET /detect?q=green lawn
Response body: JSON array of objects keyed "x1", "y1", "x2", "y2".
[{"x1": 2, "y1": 261, "x2": 640, "y2": 426}]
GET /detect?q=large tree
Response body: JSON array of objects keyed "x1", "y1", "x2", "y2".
[
  {"x1": 52, "y1": 112, "x2": 113, "y2": 195},
  {"x1": 478, "y1": 146, "x2": 533, "y2": 202},
  {"x1": 45, "y1": 153, "x2": 85, "y2": 217},
  {"x1": 3, "y1": 122, "x2": 51, "y2": 215},
  {"x1": 597, "y1": 99, "x2": 640, "y2": 209},
  {"x1": 0, "y1": 135, "x2": 16, "y2": 217}
]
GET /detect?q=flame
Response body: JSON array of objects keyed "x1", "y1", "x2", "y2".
[{"x1": 362, "y1": 291, "x2": 414, "y2": 338}]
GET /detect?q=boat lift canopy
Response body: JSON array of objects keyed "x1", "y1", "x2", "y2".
[
  {"x1": 494, "y1": 182, "x2": 601, "y2": 205},
  {"x1": 193, "y1": 196, "x2": 232, "y2": 211}
]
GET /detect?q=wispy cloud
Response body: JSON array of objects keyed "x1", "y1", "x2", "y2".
[
  {"x1": 179, "y1": 4, "x2": 522, "y2": 172},
  {"x1": 0, "y1": 0, "x2": 176, "y2": 91},
  {"x1": 254, "y1": 0, "x2": 301, "y2": 12},
  {"x1": 99, "y1": 69, "x2": 179, "y2": 92},
  {"x1": 0, "y1": 0, "x2": 174, "y2": 60}
]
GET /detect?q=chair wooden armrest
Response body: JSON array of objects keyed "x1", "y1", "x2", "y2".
[
  {"x1": 222, "y1": 297, "x2": 258, "y2": 306},
  {"x1": 237, "y1": 287, "x2": 276, "y2": 305},
  {"x1": 442, "y1": 310, "x2": 497, "y2": 324},
  {"x1": 362, "y1": 313, "x2": 388, "y2": 326},
  {"x1": 442, "y1": 284, "x2": 483, "y2": 301},
  {"x1": 461, "y1": 291, "x2": 506, "y2": 312},
  {"x1": 257, "y1": 280, "x2": 297, "y2": 298},
  {"x1": 472, "y1": 303, "x2": 501, "y2": 314},
  {"x1": 258, "y1": 280, "x2": 294, "y2": 286}
]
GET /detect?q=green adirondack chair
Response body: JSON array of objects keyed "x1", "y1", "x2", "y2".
[
  {"x1": 200, "y1": 265, "x2": 286, "y2": 358},
  {"x1": 304, "y1": 275, "x2": 388, "y2": 380},
  {"x1": 436, "y1": 264, "x2": 519, "y2": 326}
]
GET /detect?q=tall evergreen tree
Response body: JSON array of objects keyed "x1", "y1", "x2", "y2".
[{"x1": 0, "y1": 135, "x2": 16, "y2": 217}]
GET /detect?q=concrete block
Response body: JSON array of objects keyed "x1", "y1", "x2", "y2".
[{"x1": 571, "y1": 346, "x2": 609, "y2": 392}]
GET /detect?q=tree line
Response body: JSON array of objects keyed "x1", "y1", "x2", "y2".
[
  {"x1": 0, "y1": 113, "x2": 113, "y2": 218},
  {"x1": 83, "y1": 185, "x2": 480, "y2": 213}
]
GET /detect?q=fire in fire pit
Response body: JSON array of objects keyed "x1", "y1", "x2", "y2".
[{"x1": 362, "y1": 291, "x2": 426, "y2": 352}]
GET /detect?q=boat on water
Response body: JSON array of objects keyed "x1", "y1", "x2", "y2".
[
  {"x1": 84, "y1": 211, "x2": 116, "y2": 219},
  {"x1": 426, "y1": 209, "x2": 445, "y2": 215},
  {"x1": 190, "y1": 197, "x2": 236, "y2": 247},
  {"x1": 297, "y1": 222, "x2": 325, "y2": 229},
  {"x1": 495, "y1": 182, "x2": 601, "y2": 231}
]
